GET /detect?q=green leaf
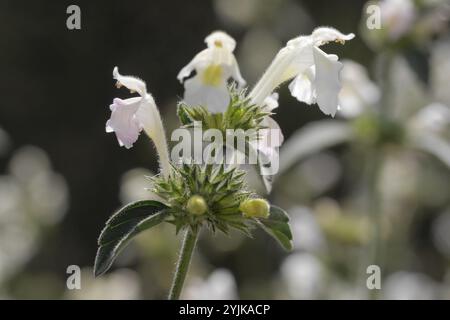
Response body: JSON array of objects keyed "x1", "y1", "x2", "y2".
[
  {"x1": 94, "y1": 200, "x2": 169, "y2": 277},
  {"x1": 257, "y1": 205, "x2": 293, "y2": 251}
]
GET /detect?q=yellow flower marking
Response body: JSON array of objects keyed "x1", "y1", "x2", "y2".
[{"x1": 201, "y1": 64, "x2": 223, "y2": 87}]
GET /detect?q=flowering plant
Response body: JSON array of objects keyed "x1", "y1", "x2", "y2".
[{"x1": 94, "y1": 27, "x2": 353, "y2": 299}]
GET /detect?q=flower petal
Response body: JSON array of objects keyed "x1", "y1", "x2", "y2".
[
  {"x1": 263, "y1": 93, "x2": 279, "y2": 111},
  {"x1": 289, "y1": 66, "x2": 316, "y2": 105},
  {"x1": 177, "y1": 49, "x2": 211, "y2": 82},
  {"x1": 113, "y1": 67, "x2": 147, "y2": 97},
  {"x1": 178, "y1": 31, "x2": 245, "y2": 110},
  {"x1": 106, "y1": 97, "x2": 142, "y2": 149},
  {"x1": 136, "y1": 94, "x2": 171, "y2": 177},
  {"x1": 312, "y1": 47, "x2": 343, "y2": 117},
  {"x1": 250, "y1": 27, "x2": 353, "y2": 109},
  {"x1": 311, "y1": 27, "x2": 355, "y2": 46},
  {"x1": 338, "y1": 59, "x2": 380, "y2": 118},
  {"x1": 183, "y1": 77, "x2": 230, "y2": 113},
  {"x1": 264, "y1": 116, "x2": 284, "y2": 146},
  {"x1": 205, "y1": 31, "x2": 236, "y2": 51},
  {"x1": 230, "y1": 55, "x2": 246, "y2": 87}
]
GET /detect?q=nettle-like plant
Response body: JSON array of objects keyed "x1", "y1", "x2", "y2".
[{"x1": 94, "y1": 28, "x2": 354, "y2": 299}]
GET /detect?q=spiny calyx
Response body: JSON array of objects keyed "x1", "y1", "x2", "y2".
[
  {"x1": 177, "y1": 86, "x2": 271, "y2": 134},
  {"x1": 151, "y1": 163, "x2": 255, "y2": 235}
]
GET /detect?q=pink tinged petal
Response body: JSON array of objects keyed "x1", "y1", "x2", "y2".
[
  {"x1": 106, "y1": 97, "x2": 142, "y2": 149},
  {"x1": 183, "y1": 77, "x2": 230, "y2": 113},
  {"x1": 113, "y1": 67, "x2": 147, "y2": 97},
  {"x1": 380, "y1": 0, "x2": 416, "y2": 40},
  {"x1": 312, "y1": 47, "x2": 343, "y2": 117}
]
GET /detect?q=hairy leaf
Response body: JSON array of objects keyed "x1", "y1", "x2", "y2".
[{"x1": 94, "y1": 200, "x2": 169, "y2": 277}]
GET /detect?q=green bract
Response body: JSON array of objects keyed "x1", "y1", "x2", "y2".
[
  {"x1": 177, "y1": 87, "x2": 271, "y2": 135},
  {"x1": 94, "y1": 164, "x2": 293, "y2": 277},
  {"x1": 151, "y1": 163, "x2": 253, "y2": 235}
]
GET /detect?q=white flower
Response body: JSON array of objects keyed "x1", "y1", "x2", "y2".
[
  {"x1": 248, "y1": 27, "x2": 354, "y2": 117},
  {"x1": 281, "y1": 253, "x2": 324, "y2": 299},
  {"x1": 379, "y1": 0, "x2": 416, "y2": 41},
  {"x1": 177, "y1": 31, "x2": 246, "y2": 113},
  {"x1": 246, "y1": 94, "x2": 284, "y2": 178},
  {"x1": 256, "y1": 93, "x2": 283, "y2": 160},
  {"x1": 409, "y1": 103, "x2": 450, "y2": 134},
  {"x1": 106, "y1": 97, "x2": 142, "y2": 149},
  {"x1": 106, "y1": 67, "x2": 171, "y2": 177},
  {"x1": 338, "y1": 59, "x2": 380, "y2": 118}
]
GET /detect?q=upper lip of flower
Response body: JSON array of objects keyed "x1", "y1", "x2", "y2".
[
  {"x1": 177, "y1": 31, "x2": 246, "y2": 114},
  {"x1": 113, "y1": 66, "x2": 147, "y2": 97},
  {"x1": 248, "y1": 27, "x2": 355, "y2": 117},
  {"x1": 106, "y1": 67, "x2": 171, "y2": 177}
]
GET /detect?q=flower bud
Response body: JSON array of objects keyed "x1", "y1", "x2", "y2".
[
  {"x1": 240, "y1": 198, "x2": 270, "y2": 219},
  {"x1": 186, "y1": 195, "x2": 208, "y2": 215}
]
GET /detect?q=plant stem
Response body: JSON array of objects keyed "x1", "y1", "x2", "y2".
[{"x1": 168, "y1": 228, "x2": 199, "y2": 300}]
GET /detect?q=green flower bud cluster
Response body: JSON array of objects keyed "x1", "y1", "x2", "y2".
[
  {"x1": 177, "y1": 86, "x2": 271, "y2": 136},
  {"x1": 151, "y1": 163, "x2": 255, "y2": 235}
]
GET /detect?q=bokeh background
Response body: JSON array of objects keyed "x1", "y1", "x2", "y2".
[{"x1": 0, "y1": 0, "x2": 449, "y2": 299}]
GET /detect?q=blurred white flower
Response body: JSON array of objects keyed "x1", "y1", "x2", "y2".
[
  {"x1": 65, "y1": 268, "x2": 141, "y2": 300},
  {"x1": 407, "y1": 102, "x2": 450, "y2": 168},
  {"x1": 326, "y1": 279, "x2": 368, "y2": 299},
  {"x1": 119, "y1": 168, "x2": 155, "y2": 204},
  {"x1": 290, "y1": 207, "x2": 325, "y2": 252},
  {"x1": 177, "y1": 31, "x2": 246, "y2": 113},
  {"x1": 338, "y1": 60, "x2": 380, "y2": 118},
  {"x1": 184, "y1": 268, "x2": 238, "y2": 300},
  {"x1": 213, "y1": 0, "x2": 259, "y2": 28},
  {"x1": 301, "y1": 152, "x2": 342, "y2": 195},
  {"x1": 383, "y1": 271, "x2": 437, "y2": 299},
  {"x1": 0, "y1": 222, "x2": 38, "y2": 284},
  {"x1": 107, "y1": 67, "x2": 171, "y2": 177},
  {"x1": 0, "y1": 146, "x2": 69, "y2": 285},
  {"x1": 380, "y1": 0, "x2": 417, "y2": 40},
  {"x1": 409, "y1": 103, "x2": 450, "y2": 134},
  {"x1": 8, "y1": 146, "x2": 68, "y2": 224},
  {"x1": 378, "y1": 152, "x2": 419, "y2": 207},
  {"x1": 390, "y1": 56, "x2": 427, "y2": 118},
  {"x1": 280, "y1": 252, "x2": 324, "y2": 299},
  {"x1": 249, "y1": 27, "x2": 354, "y2": 116}
]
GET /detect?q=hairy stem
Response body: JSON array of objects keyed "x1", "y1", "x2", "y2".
[{"x1": 168, "y1": 228, "x2": 199, "y2": 300}]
